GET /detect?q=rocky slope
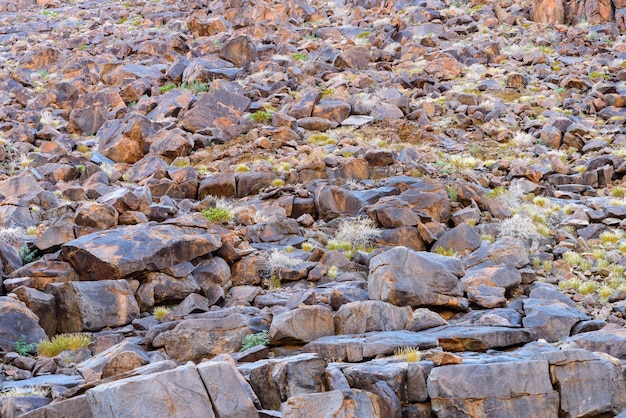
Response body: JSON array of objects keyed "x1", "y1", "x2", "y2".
[{"x1": 2, "y1": 0, "x2": 626, "y2": 416}]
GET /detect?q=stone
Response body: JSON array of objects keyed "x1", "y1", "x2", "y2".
[
  {"x1": 269, "y1": 305, "x2": 335, "y2": 344},
  {"x1": 219, "y1": 35, "x2": 257, "y2": 68},
  {"x1": 196, "y1": 358, "x2": 259, "y2": 418},
  {"x1": 427, "y1": 360, "x2": 559, "y2": 416},
  {"x1": 19, "y1": 395, "x2": 93, "y2": 418},
  {"x1": 151, "y1": 308, "x2": 259, "y2": 362},
  {"x1": 302, "y1": 331, "x2": 438, "y2": 362},
  {"x1": 0, "y1": 296, "x2": 46, "y2": 353},
  {"x1": 334, "y1": 300, "x2": 411, "y2": 334},
  {"x1": 464, "y1": 237, "x2": 530, "y2": 269},
  {"x1": 407, "y1": 308, "x2": 448, "y2": 332},
  {"x1": 97, "y1": 113, "x2": 153, "y2": 164},
  {"x1": 522, "y1": 298, "x2": 589, "y2": 342},
  {"x1": 12, "y1": 286, "x2": 57, "y2": 337},
  {"x1": 77, "y1": 340, "x2": 151, "y2": 382},
  {"x1": 368, "y1": 247, "x2": 467, "y2": 310},
  {"x1": 47, "y1": 280, "x2": 140, "y2": 333},
  {"x1": 532, "y1": 0, "x2": 564, "y2": 23},
  {"x1": 61, "y1": 223, "x2": 221, "y2": 281},
  {"x1": 431, "y1": 223, "x2": 481, "y2": 256},
  {"x1": 562, "y1": 327, "x2": 626, "y2": 359},
  {"x1": 86, "y1": 363, "x2": 215, "y2": 418},
  {"x1": 422, "y1": 325, "x2": 533, "y2": 352},
  {"x1": 282, "y1": 389, "x2": 381, "y2": 417}
]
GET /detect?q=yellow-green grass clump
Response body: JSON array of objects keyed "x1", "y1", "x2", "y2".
[{"x1": 38, "y1": 334, "x2": 92, "y2": 357}]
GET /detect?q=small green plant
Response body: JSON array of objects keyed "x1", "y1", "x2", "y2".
[
  {"x1": 37, "y1": 334, "x2": 92, "y2": 357},
  {"x1": 393, "y1": 346, "x2": 420, "y2": 362},
  {"x1": 271, "y1": 178, "x2": 285, "y2": 187},
  {"x1": 284, "y1": 245, "x2": 295, "y2": 253},
  {"x1": 307, "y1": 133, "x2": 336, "y2": 146},
  {"x1": 201, "y1": 207, "x2": 233, "y2": 224},
  {"x1": 599, "y1": 231, "x2": 620, "y2": 244},
  {"x1": 14, "y1": 335, "x2": 37, "y2": 356},
  {"x1": 153, "y1": 306, "x2": 175, "y2": 321},
  {"x1": 292, "y1": 52, "x2": 308, "y2": 61},
  {"x1": 301, "y1": 242, "x2": 313, "y2": 252},
  {"x1": 250, "y1": 111, "x2": 272, "y2": 124},
  {"x1": 433, "y1": 247, "x2": 458, "y2": 257},
  {"x1": 181, "y1": 81, "x2": 210, "y2": 95},
  {"x1": 446, "y1": 185, "x2": 458, "y2": 201},
  {"x1": 19, "y1": 244, "x2": 39, "y2": 264},
  {"x1": 235, "y1": 163, "x2": 249, "y2": 172},
  {"x1": 159, "y1": 83, "x2": 176, "y2": 94},
  {"x1": 240, "y1": 330, "x2": 270, "y2": 351}
]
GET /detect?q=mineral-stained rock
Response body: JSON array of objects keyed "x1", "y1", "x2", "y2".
[
  {"x1": 428, "y1": 360, "x2": 559, "y2": 416},
  {"x1": 47, "y1": 280, "x2": 140, "y2": 333},
  {"x1": 302, "y1": 331, "x2": 438, "y2": 362},
  {"x1": 421, "y1": 325, "x2": 534, "y2": 352},
  {"x1": 0, "y1": 296, "x2": 46, "y2": 352},
  {"x1": 431, "y1": 223, "x2": 481, "y2": 256},
  {"x1": 151, "y1": 308, "x2": 260, "y2": 362},
  {"x1": 12, "y1": 286, "x2": 57, "y2": 337},
  {"x1": 282, "y1": 389, "x2": 381, "y2": 418},
  {"x1": 522, "y1": 298, "x2": 589, "y2": 342},
  {"x1": 241, "y1": 353, "x2": 327, "y2": 410},
  {"x1": 334, "y1": 300, "x2": 411, "y2": 334},
  {"x1": 197, "y1": 357, "x2": 260, "y2": 418},
  {"x1": 463, "y1": 236, "x2": 530, "y2": 269},
  {"x1": 97, "y1": 113, "x2": 153, "y2": 164},
  {"x1": 269, "y1": 305, "x2": 335, "y2": 344},
  {"x1": 368, "y1": 247, "x2": 467, "y2": 310},
  {"x1": 0, "y1": 396, "x2": 52, "y2": 418},
  {"x1": 86, "y1": 363, "x2": 215, "y2": 418},
  {"x1": 562, "y1": 327, "x2": 626, "y2": 359},
  {"x1": 77, "y1": 340, "x2": 151, "y2": 382},
  {"x1": 61, "y1": 224, "x2": 221, "y2": 281},
  {"x1": 19, "y1": 395, "x2": 93, "y2": 418}
]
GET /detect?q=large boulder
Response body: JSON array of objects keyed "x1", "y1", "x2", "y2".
[
  {"x1": 282, "y1": 389, "x2": 381, "y2": 418},
  {"x1": 427, "y1": 360, "x2": 559, "y2": 416},
  {"x1": 61, "y1": 223, "x2": 221, "y2": 281},
  {"x1": 334, "y1": 300, "x2": 411, "y2": 335},
  {"x1": 269, "y1": 305, "x2": 335, "y2": 345},
  {"x1": 86, "y1": 363, "x2": 215, "y2": 418},
  {"x1": 368, "y1": 247, "x2": 467, "y2": 310},
  {"x1": 0, "y1": 296, "x2": 46, "y2": 352},
  {"x1": 47, "y1": 280, "x2": 140, "y2": 333}
]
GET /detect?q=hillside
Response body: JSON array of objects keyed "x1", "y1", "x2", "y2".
[{"x1": 1, "y1": 0, "x2": 626, "y2": 416}]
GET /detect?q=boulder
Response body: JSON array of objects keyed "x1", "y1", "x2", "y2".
[
  {"x1": 522, "y1": 298, "x2": 589, "y2": 342},
  {"x1": 282, "y1": 389, "x2": 381, "y2": 418},
  {"x1": 334, "y1": 300, "x2": 411, "y2": 334},
  {"x1": 61, "y1": 224, "x2": 221, "y2": 281},
  {"x1": 0, "y1": 296, "x2": 46, "y2": 352},
  {"x1": 19, "y1": 395, "x2": 93, "y2": 418},
  {"x1": 269, "y1": 305, "x2": 335, "y2": 345},
  {"x1": 368, "y1": 247, "x2": 467, "y2": 310},
  {"x1": 86, "y1": 363, "x2": 215, "y2": 418},
  {"x1": 427, "y1": 360, "x2": 559, "y2": 416},
  {"x1": 46, "y1": 280, "x2": 140, "y2": 333}
]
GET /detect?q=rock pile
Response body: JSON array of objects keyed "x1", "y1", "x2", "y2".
[{"x1": 1, "y1": 0, "x2": 626, "y2": 416}]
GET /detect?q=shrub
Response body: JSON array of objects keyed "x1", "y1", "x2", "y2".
[
  {"x1": 201, "y1": 207, "x2": 233, "y2": 224},
  {"x1": 334, "y1": 217, "x2": 380, "y2": 250},
  {"x1": 498, "y1": 214, "x2": 539, "y2": 241},
  {"x1": 14, "y1": 335, "x2": 36, "y2": 356},
  {"x1": 19, "y1": 243, "x2": 39, "y2": 264},
  {"x1": 0, "y1": 386, "x2": 48, "y2": 397},
  {"x1": 250, "y1": 111, "x2": 272, "y2": 124},
  {"x1": 159, "y1": 83, "x2": 176, "y2": 94},
  {"x1": 393, "y1": 346, "x2": 420, "y2": 362},
  {"x1": 240, "y1": 330, "x2": 269, "y2": 351},
  {"x1": 38, "y1": 334, "x2": 92, "y2": 357},
  {"x1": 153, "y1": 306, "x2": 175, "y2": 321}
]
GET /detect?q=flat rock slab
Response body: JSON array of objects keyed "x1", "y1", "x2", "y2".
[
  {"x1": 1, "y1": 374, "x2": 84, "y2": 390},
  {"x1": 61, "y1": 224, "x2": 221, "y2": 280},
  {"x1": 282, "y1": 389, "x2": 381, "y2": 418},
  {"x1": 302, "y1": 330, "x2": 438, "y2": 362},
  {"x1": 421, "y1": 325, "x2": 534, "y2": 352},
  {"x1": 562, "y1": 327, "x2": 626, "y2": 359}
]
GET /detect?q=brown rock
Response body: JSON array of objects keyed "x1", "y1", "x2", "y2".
[
  {"x1": 75, "y1": 202, "x2": 118, "y2": 229},
  {"x1": 0, "y1": 296, "x2": 47, "y2": 353},
  {"x1": 219, "y1": 35, "x2": 257, "y2": 67},
  {"x1": 269, "y1": 305, "x2": 335, "y2": 344}
]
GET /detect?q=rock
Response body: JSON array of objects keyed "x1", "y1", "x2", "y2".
[
  {"x1": 282, "y1": 389, "x2": 381, "y2": 417},
  {"x1": 423, "y1": 325, "x2": 534, "y2": 351},
  {"x1": 196, "y1": 357, "x2": 259, "y2": 418},
  {"x1": 151, "y1": 308, "x2": 260, "y2": 362},
  {"x1": 12, "y1": 286, "x2": 57, "y2": 337},
  {"x1": 61, "y1": 223, "x2": 221, "y2": 281},
  {"x1": 0, "y1": 296, "x2": 46, "y2": 353},
  {"x1": 242, "y1": 353, "x2": 327, "y2": 410},
  {"x1": 407, "y1": 308, "x2": 448, "y2": 332},
  {"x1": 562, "y1": 327, "x2": 626, "y2": 359},
  {"x1": 334, "y1": 300, "x2": 411, "y2": 334},
  {"x1": 219, "y1": 35, "x2": 257, "y2": 68},
  {"x1": 427, "y1": 360, "x2": 559, "y2": 416},
  {"x1": 532, "y1": 0, "x2": 564, "y2": 23},
  {"x1": 0, "y1": 396, "x2": 51, "y2": 418},
  {"x1": 368, "y1": 247, "x2": 467, "y2": 310},
  {"x1": 522, "y1": 298, "x2": 589, "y2": 342},
  {"x1": 47, "y1": 280, "x2": 140, "y2": 333},
  {"x1": 431, "y1": 223, "x2": 481, "y2": 256},
  {"x1": 464, "y1": 237, "x2": 530, "y2": 269},
  {"x1": 181, "y1": 82, "x2": 250, "y2": 133},
  {"x1": 334, "y1": 46, "x2": 371, "y2": 70},
  {"x1": 269, "y1": 305, "x2": 334, "y2": 344},
  {"x1": 302, "y1": 331, "x2": 438, "y2": 362},
  {"x1": 19, "y1": 395, "x2": 92, "y2": 418},
  {"x1": 77, "y1": 340, "x2": 151, "y2": 382},
  {"x1": 86, "y1": 363, "x2": 215, "y2": 418},
  {"x1": 97, "y1": 113, "x2": 153, "y2": 164}
]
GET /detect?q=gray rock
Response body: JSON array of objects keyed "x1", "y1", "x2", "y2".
[
  {"x1": 427, "y1": 360, "x2": 559, "y2": 417},
  {"x1": 522, "y1": 298, "x2": 589, "y2": 342},
  {"x1": 86, "y1": 363, "x2": 215, "y2": 418},
  {"x1": 368, "y1": 247, "x2": 467, "y2": 310},
  {"x1": 282, "y1": 389, "x2": 381, "y2": 418},
  {"x1": 269, "y1": 305, "x2": 334, "y2": 345},
  {"x1": 334, "y1": 300, "x2": 411, "y2": 334}
]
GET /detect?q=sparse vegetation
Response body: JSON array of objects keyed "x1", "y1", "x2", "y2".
[
  {"x1": 37, "y1": 334, "x2": 92, "y2": 357},
  {"x1": 240, "y1": 330, "x2": 270, "y2": 351},
  {"x1": 153, "y1": 306, "x2": 175, "y2": 321},
  {"x1": 201, "y1": 207, "x2": 233, "y2": 224},
  {"x1": 393, "y1": 346, "x2": 420, "y2": 362}
]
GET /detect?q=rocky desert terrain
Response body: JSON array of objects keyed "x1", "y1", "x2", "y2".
[{"x1": 2, "y1": 0, "x2": 626, "y2": 416}]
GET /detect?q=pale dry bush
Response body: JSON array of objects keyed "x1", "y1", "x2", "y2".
[
  {"x1": 334, "y1": 217, "x2": 380, "y2": 249},
  {"x1": 498, "y1": 213, "x2": 540, "y2": 241},
  {"x1": 0, "y1": 227, "x2": 27, "y2": 245},
  {"x1": 265, "y1": 250, "x2": 302, "y2": 278}
]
